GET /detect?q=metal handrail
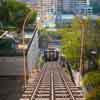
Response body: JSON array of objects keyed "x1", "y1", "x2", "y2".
[
  {"x1": 25, "y1": 24, "x2": 38, "y2": 55},
  {"x1": 0, "y1": 31, "x2": 8, "y2": 38}
]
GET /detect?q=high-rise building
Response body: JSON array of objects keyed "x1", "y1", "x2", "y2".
[
  {"x1": 56, "y1": 0, "x2": 73, "y2": 14},
  {"x1": 63, "y1": 0, "x2": 72, "y2": 13},
  {"x1": 38, "y1": 0, "x2": 93, "y2": 27},
  {"x1": 38, "y1": 0, "x2": 74, "y2": 23},
  {"x1": 38, "y1": 0, "x2": 57, "y2": 27},
  {"x1": 72, "y1": 0, "x2": 92, "y2": 15},
  {"x1": 56, "y1": 0, "x2": 63, "y2": 14},
  {"x1": 90, "y1": 0, "x2": 100, "y2": 15},
  {"x1": 39, "y1": 0, "x2": 56, "y2": 17}
]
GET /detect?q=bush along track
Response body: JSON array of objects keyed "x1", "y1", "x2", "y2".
[{"x1": 82, "y1": 71, "x2": 100, "y2": 100}]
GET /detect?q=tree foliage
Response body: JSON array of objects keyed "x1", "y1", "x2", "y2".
[
  {"x1": 59, "y1": 17, "x2": 100, "y2": 66},
  {"x1": 85, "y1": 18, "x2": 100, "y2": 50},
  {"x1": 59, "y1": 18, "x2": 81, "y2": 62},
  {"x1": 83, "y1": 71, "x2": 100, "y2": 100},
  {"x1": 0, "y1": 0, "x2": 37, "y2": 32}
]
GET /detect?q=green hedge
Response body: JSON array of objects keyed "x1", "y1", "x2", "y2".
[
  {"x1": 83, "y1": 71, "x2": 100, "y2": 88},
  {"x1": 86, "y1": 87, "x2": 100, "y2": 100},
  {"x1": 82, "y1": 71, "x2": 100, "y2": 100},
  {"x1": 36, "y1": 55, "x2": 45, "y2": 68}
]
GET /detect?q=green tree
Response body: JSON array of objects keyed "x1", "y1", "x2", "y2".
[
  {"x1": 0, "y1": 0, "x2": 37, "y2": 32},
  {"x1": 82, "y1": 71, "x2": 100, "y2": 100},
  {"x1": 59, "y1": 17, "x2": 81, "y2": 64},
  {"x1": 60, "y1": 17, "x2": 100, "y2": 69}
]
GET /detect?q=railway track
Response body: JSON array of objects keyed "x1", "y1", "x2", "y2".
[{"x1": 20, "y1": 62, "x2": 85, "y2": 100}]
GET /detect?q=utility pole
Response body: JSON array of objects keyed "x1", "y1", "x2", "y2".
[{"x1": 79, "y1": 19, "x2": 85, "y2": 76}]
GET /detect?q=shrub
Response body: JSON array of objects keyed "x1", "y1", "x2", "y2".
[
  {"x1": 82, "y1": 71, "x2": 100, "y2": 100},
  {"x1": 86, "y1": 87, "x2": 100, "y2": 100},
  {"x1": 72, "y1": 63, "x2": 79, "y2": 71},
  {"x1": 83, "y1": 71, "x2": 100, "y2": 88}
]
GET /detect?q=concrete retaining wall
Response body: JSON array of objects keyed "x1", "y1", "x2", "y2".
[
  {"x1": 0, "y1": 57, "x2": 24, "y2": 76},
  {"x1": 0, "y1": 31, "x2": 39, "y2": 76}
]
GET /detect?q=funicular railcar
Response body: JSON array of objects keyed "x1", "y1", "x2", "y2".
[{"x1": 44, "y1": 48, "x2": 59, "y2": 61}]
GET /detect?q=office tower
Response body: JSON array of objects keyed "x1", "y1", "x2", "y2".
[
  {"x1": 90, "y1": 0, "x2": 100, "y2": 14},
  {"x1": 72, "y1": 0, "x2": 93, "y2": 15},
  {"x1": 39, "y1": 0, "x2": 74, "y2": 17},
  {"x1": 56, "y1": 0, "x2": 63, "y2": 14},
  {"x1": 63, "y1": 0, "x2": 72, "y2": 13},
  {"x1": 38, "y1": 0, "x2": 57, "y2": 27},
  {"x1": 56, "y1": 0, "x2": 73, "y2": 14},
  {"x1": 39, "y1": 0, "x2": 56, "y2": 17}
]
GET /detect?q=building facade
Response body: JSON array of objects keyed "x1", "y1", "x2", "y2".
[
  {"x1": 56, "y1": 0, "x2": 63, "y2": 14},
  {"x1": 38, "y1": 0, "x2": 93, "y2": 28},
  {"x1": 39, "y1": 0, "x2": 56, "y2": 17},
  {"x1": 38, "y1": 0, "x2": 57, "y2": 27},
  {"x1": 63, "y1": 0, "x2": 72, "y2": 14},
  {"x1": 72, "y1": 0, "x2": 93, "y2": 15}
]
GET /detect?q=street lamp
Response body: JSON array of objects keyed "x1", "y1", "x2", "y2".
[
  {"x1": 79, "y1": 17, "x2": 86, "y2": 76},
  {"x1": 22, "y1": 10, "x2": 33, "y2": 87}
]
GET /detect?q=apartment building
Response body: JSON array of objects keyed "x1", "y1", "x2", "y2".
[
  {"x1": 63, "y1": 0, "x2": 72, "y2": 13},
  {"x1": 37, "y1": 0, "x2": 56, "y2": 27},
  {"x1": 56, "y1": 0, "x2": 63, "y2": 14},
  {"x1": 72, "y1": 0, "x2": 93, "y2": 15},
  {"x1": 39, "y1": 0, "x2": 56, "y2": 16}
]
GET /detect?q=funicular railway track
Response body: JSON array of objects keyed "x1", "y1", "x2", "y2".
[{"x1": 20, "y1": 62, "x2": 85, "y2": 100}]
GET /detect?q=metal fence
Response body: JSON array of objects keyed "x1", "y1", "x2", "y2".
[{"x1": 26, "y1": 25, "x2": 39, "y2": 76}]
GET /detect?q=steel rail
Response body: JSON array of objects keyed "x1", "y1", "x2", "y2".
[
  {"x1": 25, "y1": 24, "x2": 37, "y2": 55},
  {"x1": 57, "y1": 67, "x2": 76, "y2": 100},
  {"x1": 51, "y1": 71, "x2": 54, "y2": 100},
  {"x1": 30, "y1": 64, "x2": 47, "y2": 100},
  {"x1": 28, "y1": 62, "x2": 84, "y2": 100}
]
